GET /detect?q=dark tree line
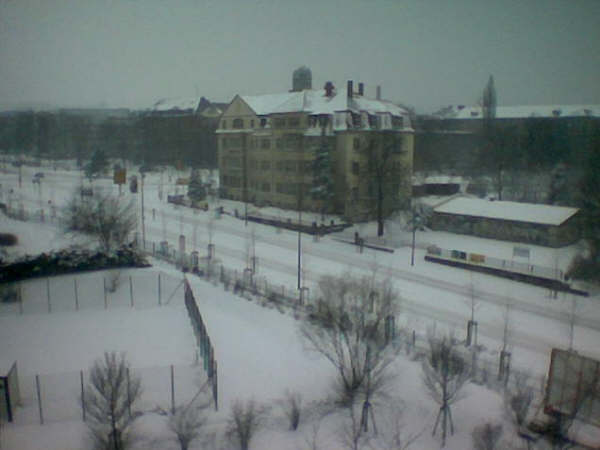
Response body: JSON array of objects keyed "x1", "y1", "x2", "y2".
[{"x1": 0, "y1": 110, "x2": 218, "y2": 169}]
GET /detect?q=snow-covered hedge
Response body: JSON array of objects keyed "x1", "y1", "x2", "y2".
[{"x1": 0, "y1": 245, "x2": 150, "y2": 283}]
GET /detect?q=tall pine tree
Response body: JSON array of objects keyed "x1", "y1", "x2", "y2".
[
  {"x1": 310, "y1": 127, "x2": 334, "y2": 218},
  {"x1": 187, "y1": 168, "x2": 206, "y2": 205}
]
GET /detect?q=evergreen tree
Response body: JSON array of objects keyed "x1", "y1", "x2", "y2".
[
  {"x1": 579, "y1": 126, "x2": 600, "y2": 262},
  {"x1": 187, "y1": 169, "x2": 206, "y2": 204},
  {"x1": 85, "y1": 149, "x2": 109, "y2": 180},
  {"x1": 310, "y1": 128, "x2": 334, "y2": 218}
]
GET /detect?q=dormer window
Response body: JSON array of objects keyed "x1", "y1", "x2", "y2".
[
  {"x1": 233, "y1": 118, "x2": 243, "y2": 129},
  {"x1": 260, "y1": 118, "x2": 267, "y2": 128}
]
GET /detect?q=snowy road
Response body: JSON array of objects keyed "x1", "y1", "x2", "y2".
[{"x1": 3, "y1": 166, "x2": 599, "y2": 377}]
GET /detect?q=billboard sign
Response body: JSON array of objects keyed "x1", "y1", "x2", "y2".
[{"x1": 545, "y1": 348, "x2": 600, "y2": 426}]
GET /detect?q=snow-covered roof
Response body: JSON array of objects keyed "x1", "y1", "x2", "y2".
[
  {"x1": 434, "y1": 197, "x2": 579, "y2": 226},
  {"x1": 151, "y1": 97, "x2": 200, "y2": 112},
  {"x1": 423, "y1": 175, "x2": 463, "y2": 185},
  {"x1": 433, "y1": 104, "x2": 600, "y2": 120},
  {"x1": 241, "y1": 89, "x2": 408, "y2": 117}
]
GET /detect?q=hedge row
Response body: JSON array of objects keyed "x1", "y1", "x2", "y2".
[{"x1": 0, "y1": 245, "x2": 150, "y2": 283}]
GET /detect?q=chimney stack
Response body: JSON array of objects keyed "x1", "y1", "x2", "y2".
[
  {"x1": 358, "y1": 82, "x2": 364, "y2": 96},
  {"x1": 376, "y1": 85, "x2": 381, "y2": 100},
  {"x1": 347, "y1": 80, "x2": 353, "y2": 99}
]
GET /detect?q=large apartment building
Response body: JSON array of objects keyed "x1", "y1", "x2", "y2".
[{"x1": 217, "y1": 76, "x2": 414, "y2": 220}]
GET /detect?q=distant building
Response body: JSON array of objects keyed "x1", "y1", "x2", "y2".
[
  {"x1": 430, "y1": 197, "x2": 580, "y2": 247},
  {"x1": 217, "y1": 77, "x2": 414, "y2": 220},
  {"x1": 148, "y1": 96, "x2": 227, "y2": 118}
]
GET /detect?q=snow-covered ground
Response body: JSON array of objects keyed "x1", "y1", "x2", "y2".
[{"x1": 1, "y1": 161, "x2": 600, "y2": 448}]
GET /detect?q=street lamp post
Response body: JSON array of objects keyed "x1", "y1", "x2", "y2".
[{"x1": 410, "y1": 210, "x2": 421, "y2": 267}]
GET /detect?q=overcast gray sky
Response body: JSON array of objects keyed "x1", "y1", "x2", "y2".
[{"x1": 1, "y1": 0, "x2": 599, "y2": 112}]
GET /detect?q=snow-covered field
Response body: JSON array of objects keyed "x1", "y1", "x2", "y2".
[{"x1": 1, "y1": 161, "x2": 599, "y2": 449}]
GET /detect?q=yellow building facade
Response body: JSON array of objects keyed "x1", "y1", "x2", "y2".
[{"x1": 217, "y1": 82, "x2": 414, "y2": 221}]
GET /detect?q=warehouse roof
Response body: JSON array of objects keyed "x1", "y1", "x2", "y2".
[{"x1": 434, "y1": 197, "x2": 579, "y2": 226}]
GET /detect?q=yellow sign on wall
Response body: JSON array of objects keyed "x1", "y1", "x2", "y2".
[{"x1": 113, "y1": 168, "x2": 127, "y2": 185}]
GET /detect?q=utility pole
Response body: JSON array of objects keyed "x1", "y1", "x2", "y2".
[
  {"x1": 411, "y1": 209, "x2": 421, "y2": 267},
  {"x1": 141, "y1": 171, "x2": 146, "y2": 249},
  {"x1": 298, "y1": 207, "x2": 302, "y2": 290}
]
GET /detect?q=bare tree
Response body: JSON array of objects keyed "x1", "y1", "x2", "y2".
[
  {"x1": 303, "y1": 422, "x2": 322, "y2": 450},
  {"x1": 472, "y1": 422, "x2": 503, "y2": 450},
  {"x1": 301, "y1": 274, "x2": 402, "y2": 406},
  {"x1": 226, "y1": 398, "x2": 268, "y2": 450},
  {"x1": 278, "y1": 390, "x2": 302, "y2": 431},
  {"x1": 61, "y1": 192, "x2": 137, "y2": 253},
  {"x1": 504, "y1": 372, "x2": 535, "y2": 449},
  {"x1": 422, "y1": 332, "x2": 470, "y2": 447},
  {"x1": 358, "y1": 132, "x2": 410, "y2": 237},
  {"x1": 499, "y1": 304, "x2": 513, "y2": 383},
  {"x1": 155, "y1": 379, "x2": 213, "y2": 450},
  {"x1": 83, "y1": 352, "x2": 143, "y2": 450},
  {"x1": 464, "y1": 273, "x2": 480, "y2": 347},
  {"x1": 339, "y1": 403, "x2": 369, "y2": 450},
  {"x1": 371, "y1": 399, "x2": 423, "y2": 450}
]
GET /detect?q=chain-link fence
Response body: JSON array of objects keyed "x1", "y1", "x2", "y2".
[
  {"x1": 0, "y1": 270, "x2": 185, "y2": 316},
  {"x1": 12, "y1": 363, "x2": 205, "y2": 426}
]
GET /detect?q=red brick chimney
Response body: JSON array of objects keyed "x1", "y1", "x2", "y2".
[
  {"x1": 347, "y1": 80, "x2": 353, "y2": 99},
  {"x1": 358, "y1": 82, "x2": 364, "y2": 96}
]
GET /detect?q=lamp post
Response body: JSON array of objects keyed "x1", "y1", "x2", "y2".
[
  {"x1": 410, "y1": 211, "x2": 421, "y2": 267},
  {"x1": 140, "y1": 170, "x2": 146, "y2": 249}
]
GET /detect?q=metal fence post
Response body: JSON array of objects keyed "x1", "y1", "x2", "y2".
[
  {"x1": 36, "y1": 374, "x2": 44, "y2": 425},
  {"x1": 80, "y1": 370, "x2": 86, "y2": 422},
  {"x1": 103, "y1": 277, "x2": 108, "y2": 309},
  {"x1": 46, "y1": 278, "x2": 51, "y2": 313},
  {"x1": 170, "y1": 365, "x2": 175, "y2": 414},
  {"x1": 129, "y1": 276, "x2": 134, "y2": 308},
  {"x1": 126, "y1": 368, "x2": 131, "y2": 418},
  {"x1": 213, "y1": 360, "x2": 218, "y2": 411},
  {"x1": 18, "y1": 282, "x2": 23, "y2": 314},
  {"x1": 74, "y1": 278, "x2": 79, "y2": 311}
]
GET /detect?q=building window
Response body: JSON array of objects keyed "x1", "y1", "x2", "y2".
[
  {"x1": 274, "y1": 118, "x2": 286, "y2": 128},
  {"x1": 260, "y1": 118, "x2": 267, "y2": 127},
  {"x1": 352, "y1": 161, "x2": 359, "y2": 175},
  {"x1": 392, "y1": 116, "x2": 403, "y2": 129},
  {"x1": 261, "y1": 139, "x2": 271, "y2": 149},
  {"x1": 261, "y1": 160, "x2": 271, "y2": 170},
  {"x1": 284, "y1": 160, "x2": 295, "y2": 173},
  {"x1": 353, "y1": 138, "x2": 360, "y2": 150},
  {"x1": 261, "y1": 182, "x2": 271, "y2": 192},
  {"x1": 288, "y1": 117, "x2": 300, "y2": 127},
  {"x1": 250, "y1": 119, "x2": 255, "y2": 128},
  {"x1": 368, "y1": 115, "x2": 378, "y2": 128},
  {"x1": 276, "y1": 139, "x2": 283, "y2": 149}
]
